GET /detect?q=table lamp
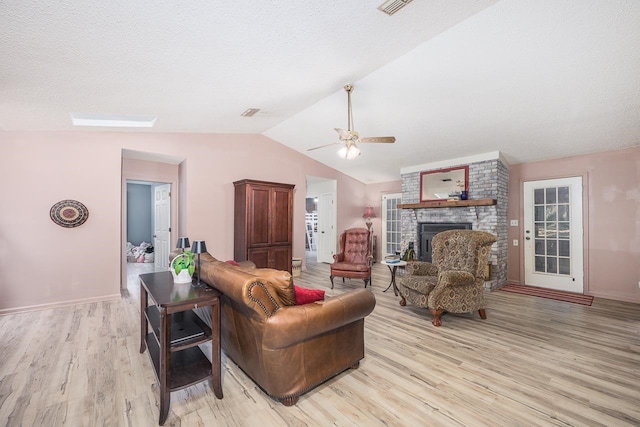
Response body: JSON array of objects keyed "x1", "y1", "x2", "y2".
[
  {"x1": 191, "y1": 240, "x2": 207, "y2": 288},
  {"x1": 176, "y1": 237, "x2": 190, "y2": 252}
]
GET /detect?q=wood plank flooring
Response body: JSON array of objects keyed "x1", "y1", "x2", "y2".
[{"x1": 1, "y1": 256, "x2": 639, "y2": 426}]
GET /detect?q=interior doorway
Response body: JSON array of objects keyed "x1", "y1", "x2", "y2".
[
  {"x1": 305, "y1": 197, "x2": 318, "y2": 253},
  {"x1": 306, "y1": 176, "x2": 337, "y2": 264},
  {"x1": 121, "y1": 150, "x2": 182, "y2": 291},
  {"x1": 125, "y1": 180, "x2": 170, "y2": 278}
]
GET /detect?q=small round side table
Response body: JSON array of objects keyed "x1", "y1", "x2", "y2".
[{"x1": 380, "y1": 260, "x2": 407, "y2": 296}]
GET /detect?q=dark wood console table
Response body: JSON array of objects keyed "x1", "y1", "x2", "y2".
[{"x1": 139, "y1": 271, "x2": 223, "y2": 425}]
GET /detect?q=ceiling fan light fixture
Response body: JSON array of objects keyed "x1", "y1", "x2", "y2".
[{"x1": 337, "y1": 144, "x2": 361, "y2": 160}]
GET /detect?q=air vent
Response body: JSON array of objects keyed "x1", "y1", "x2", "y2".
[
  {"x1": 241, "y1": 108, "x2": 261, "y2": 117},
  {"x1": 378, "y1": 0, "x2": 413, "y2": 16}
]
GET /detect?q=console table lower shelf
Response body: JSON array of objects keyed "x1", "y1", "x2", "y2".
[
  {"x1": 144, "y1": 308, "x2": 214, "y2": 388},
  {"x1": 139, "y1": 271, "x2": 222, "y2": 425}
]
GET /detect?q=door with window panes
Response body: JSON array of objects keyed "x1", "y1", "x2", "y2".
[
  {"x1": 523, "y1": 177, "x2": 583, "y2": 293},
  {"x1": 382, "y1": 193, "x2": 402, "y2": 257}
]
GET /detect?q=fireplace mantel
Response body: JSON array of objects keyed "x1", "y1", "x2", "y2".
[{"x1": 398, "y1": 198, "x2": 497, "y2": 209}]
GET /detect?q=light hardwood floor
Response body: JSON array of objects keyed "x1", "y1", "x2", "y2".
[{"x1": 1, "y1": 256, "x2": 639, "y2": 426}]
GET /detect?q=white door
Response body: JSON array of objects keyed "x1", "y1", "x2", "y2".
[
  {"x1": 524, "y1": 177, "x2": 583, "y2": 293},
  {"x1": 381, "y1": 193, "x2": 402, "y2": 257},
  {"x1": 154, "y1": 183, "x2": 171, "y2": 270},
  {"x1": 317, "y1": 192, "x2": 337, "y2": 263}
]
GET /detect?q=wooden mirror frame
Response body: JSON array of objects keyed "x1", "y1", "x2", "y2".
[{"x1": 420, "y1": 166, "x2": 469, "y2": 201}]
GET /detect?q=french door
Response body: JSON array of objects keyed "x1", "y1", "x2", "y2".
[
  {"x1": 381, "y1": 193, "x2": 402, "y2": 257},
  {"x1": 523, "y1": 177, "x2": 583, "y2": 293}
]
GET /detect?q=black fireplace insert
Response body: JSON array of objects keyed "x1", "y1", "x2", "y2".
[{"x1": 418, "y1": 222, "x2": 472, "y2": 262}]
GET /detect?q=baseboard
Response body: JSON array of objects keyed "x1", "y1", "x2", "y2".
[
  {"x1": 587, "y1": 290, "x2": 640, "y2": 304},
  {"x1": 0, "y1": 294, "x2": 121, "y2": 316}
]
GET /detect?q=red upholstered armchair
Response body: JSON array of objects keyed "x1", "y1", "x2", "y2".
[{"x1": 330, "y1": 228, "x2": 373, "y2": 289}]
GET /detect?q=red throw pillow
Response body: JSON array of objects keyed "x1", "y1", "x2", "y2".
[
  {"x1": 294, "y1": 285, "x2": 325, "y2": 305},
  {"x1": 225, "y1": 260, "x2": 239, "y2": 266}
]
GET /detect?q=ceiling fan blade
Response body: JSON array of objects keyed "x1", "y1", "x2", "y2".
[
  {"x1": 360, "y1": 136, "x2": 396, "y2": 143},
  {"x1": 307, "y1": 141, "x2": 340, "y2": 151}
]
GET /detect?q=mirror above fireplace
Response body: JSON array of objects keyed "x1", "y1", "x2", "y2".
[{"x1": 420, "y1": 166, "x2": 468, "y2": 201}]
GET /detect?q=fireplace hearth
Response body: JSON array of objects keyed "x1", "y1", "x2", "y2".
[{"x1": 418, "y1": 222, "x2": 472, "y2": 262}]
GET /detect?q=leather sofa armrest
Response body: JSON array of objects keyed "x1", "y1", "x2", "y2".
[
  {"x1": 333, "y1": 253, "x2": 345, "y2": 262},
  {"x1": 262, "y1": 289, "x2": 376, "y2": 349}
]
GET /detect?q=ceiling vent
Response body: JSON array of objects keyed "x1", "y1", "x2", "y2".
[
  {"x1": 378, "y1": 0, "x2": 413, "y2": 16},
  {"x1": 241, "y1": 108, "x2": 261, "y2": 117}
]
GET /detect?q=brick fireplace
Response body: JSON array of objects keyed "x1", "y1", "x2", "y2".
[{"x1": 400, "y1": 157, "x2": 508, "y2": 289}]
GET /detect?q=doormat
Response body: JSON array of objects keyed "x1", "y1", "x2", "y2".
[{"x1": 500, "y1": 284, "x2": 593, "y2": 306}]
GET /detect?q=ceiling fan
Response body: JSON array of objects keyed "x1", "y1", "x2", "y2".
[{"x1": 308, "y1": 84, "x2": 395, "y2": 159}]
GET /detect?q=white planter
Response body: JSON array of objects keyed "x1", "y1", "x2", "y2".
[
  {"x1": 171, "y1": 254, "x2": 194, "y2": 283},
  {"x1": 171, "y1": 269, "x2": 193, "y2": 284}
]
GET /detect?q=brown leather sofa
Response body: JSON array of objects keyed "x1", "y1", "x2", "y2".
[{"x1": 195, "y1": 254, "x2": 376, "y2": 405}]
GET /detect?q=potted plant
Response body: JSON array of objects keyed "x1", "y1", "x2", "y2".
[{"x1": 171, "y1": 250, "x2": 195, "y2": 283}]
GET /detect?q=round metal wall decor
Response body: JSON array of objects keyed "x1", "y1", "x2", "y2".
[{"x1": 50, "y1": 200, "x2": 89, "y2": 228}]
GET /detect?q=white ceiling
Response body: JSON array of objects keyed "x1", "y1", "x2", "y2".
[{"x1": 2, "y1": 0, "x2": 639, "y2": 183}]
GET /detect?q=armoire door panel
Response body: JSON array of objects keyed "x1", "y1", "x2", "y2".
[
  {"x1": 249, "y1": 187, "x2": 270, "y2": 245},
  {"x1": 271, "y1": 246, "x2": 292, "y2": 272},
  {"x1": 272, "y1": 188, "x2": 292, "y2": 245},
  {"x1": 248, "y1": 248, "x2": 270, "y2": 269}
]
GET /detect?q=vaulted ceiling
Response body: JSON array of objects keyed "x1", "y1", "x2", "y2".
[{"x1": 2, "y1": 0, "x2": 639, "y2": 183}]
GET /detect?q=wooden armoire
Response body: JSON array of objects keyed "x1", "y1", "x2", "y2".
[{"x1": 233, "y1": 179, "x2": 294, "y2": 273}]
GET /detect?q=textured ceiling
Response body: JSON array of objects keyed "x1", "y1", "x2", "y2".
[{"x1": 2, "y1": 0, "x2": 639, "y2": 183}]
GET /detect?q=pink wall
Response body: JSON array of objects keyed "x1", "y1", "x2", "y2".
[
  {"x1": 0, "y1": 130, "x2": 367, "y2": 312},
  {"x1": 508, "y1": 146, "x2": 640, "y2": 303},
  {"x1": 0, "y1": 132, "x2": 122, "y2": 311}
]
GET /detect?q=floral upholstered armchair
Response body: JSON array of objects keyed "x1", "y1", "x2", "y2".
[{"x1": 398, "y1": 229, "x2": 496, "y2": 326}]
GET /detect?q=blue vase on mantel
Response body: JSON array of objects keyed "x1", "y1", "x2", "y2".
[{"x1": 460, "y1": 191, "x2": 468, "y2": 200}]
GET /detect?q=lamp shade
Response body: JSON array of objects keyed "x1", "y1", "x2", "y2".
[
  {"x1": 176, "y1": 237, "x2": 190, "y2": 250},
  {"x1": 191, "y1": 240, "x2": 207, "y2": 254},
  {"x1": 362, "y1": 206, "x2": 376, "y2": 219}
]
